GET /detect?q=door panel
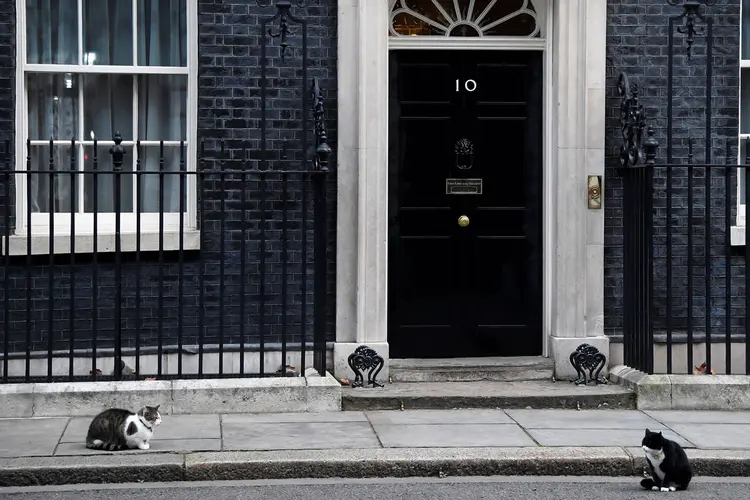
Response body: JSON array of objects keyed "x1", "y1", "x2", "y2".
[{"x1": 388, "y1": 50, "x2": 543, "y2": 359}]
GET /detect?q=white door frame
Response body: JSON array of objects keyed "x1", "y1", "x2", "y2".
[{"x1": 333, "y1": 0, "x2": 608, "y2": 380}]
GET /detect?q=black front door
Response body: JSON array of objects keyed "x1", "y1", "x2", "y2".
[{"x1": 388, "y1": 50, "x2": 543, "y2": 359}]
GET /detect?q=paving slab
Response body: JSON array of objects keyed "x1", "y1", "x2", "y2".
[
  {"x1": 645, "y1": 410, "x2": 750, "y2": 425},
  {"x1": 220, "y1": 412, "x2": 367, "y2": 424},
  {"x1": 506, "y1": 409, "x2": 666, "y2": 429},
  {"x1": 373, "y1": 423, "x2": 536, "y2": 448},
  {"x1": 0, "y1": 417, "x2": 69, "y2": 458},
  {"x1": 667, "y1": 424, "x2": 750, "y2": 449},
  {"x1": 526, "y1": 428, "x2": 695, "y2": 448},
  {"x1": 61, "y1": 414, "x2": 222, "y2": 443},
  {"x1": 365, "y1": 409, "x2": 515, "y2": 425},
  {"x1": 221, "y1": 419, "x2": 380, "y2": 451},
  {"x1": 54, "y1": 439, "x2": 222, "y2": 456}
]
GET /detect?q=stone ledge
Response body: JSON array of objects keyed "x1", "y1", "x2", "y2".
[
  {"x1": 0, "y1": 447, "x2": 630, "y2": 486},
  {"x1": 3, "y1": 447, "x2": 750, "y2": 486},
  {"x1": 0, "y1": 372, "x2": 342, "y2": 417},
  {"x1": 185, "y1": 447, "x2": 634, "y2": 481},
  {"x1": 609, "y1": 365, "x2": 750, "y2": 410},
  {"x1": 626, "y1": 448, "x2": 750, "y2": 477},
  {"x1": 0, "y1": 454, "x2": 184, "y2": 487}
]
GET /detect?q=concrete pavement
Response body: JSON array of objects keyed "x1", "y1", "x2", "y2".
[
  {"x1": 1, "y1": 408, "x2": 750, "y2": 486},
  {"x1": 4, "y1": 477, "x2": 750, "y2": 499}
]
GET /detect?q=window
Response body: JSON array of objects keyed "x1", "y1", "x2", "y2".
[
  {"x1": 14, "y1": 0, "x2": 197, "y2": 247},
  {"x1": 389, "y1": 0, "x2": 541, "y2": 38},
  {"x1": 739, "y1": 0, "x2": 750, "y2": 232}
]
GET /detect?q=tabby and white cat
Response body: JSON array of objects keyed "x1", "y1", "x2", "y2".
[
  {"x1": 640, "y1": 428, "x2": 693, "y2": 492},
  {"x1": 85, "y1": 405, "x2": 162, "y2": 451}
]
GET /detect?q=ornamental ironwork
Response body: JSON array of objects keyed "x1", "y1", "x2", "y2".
[
  {"x1": 617, "y1": 72, "x2": 646, "y2": 167},
  {"x1": 667, "y1": 0, "x2": 716, "y2": 59},
  {"x1": 312, "y1": 78, "x2": 331, "y2": 172},
  {"x1": 569, "y1": 343, "x2": 607, "y2": 386},
  {"x1": 256, "y1": 0, "x2": 320, "y2": 61},
  {"x1": 454, "y1": 137, "x2": 474, "y2": 170},
  {"x1": 347, "y1": 345, "x2": 385, "y2": 388}
]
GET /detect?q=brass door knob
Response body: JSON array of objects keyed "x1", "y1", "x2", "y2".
[{"x1": 458, "y1": 215, "x2": 470, "y2": 227}]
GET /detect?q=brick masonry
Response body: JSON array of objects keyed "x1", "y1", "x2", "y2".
[
  {"x1": 605, "y1": 0, "x2": 744, "y2": 341},
  {"x1": 1, "y1": 0, "x2": 746, "y2": 365},
  {"x1": 0, "y1": 1, "x2": 338, "y2": 364},
  {"x1": 0, "y1": 2, "x2": 13, "y2": 159}
]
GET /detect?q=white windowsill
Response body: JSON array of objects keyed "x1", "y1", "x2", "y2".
[
  {"x1": 1, "y1": 230, "x2": 201, "y2": 256},
  {"x1": 731, "y1": 225, "x2": 747, "y2": 247}
]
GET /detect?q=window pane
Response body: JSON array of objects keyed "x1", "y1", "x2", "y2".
[
  {"x1": 29, "y1": 144, "x2": 77, "y2": 213},
  {"x1": 26, "y1": 0, "x2": 78, "y2": 64},
  {"x1": 27, "y1": 73, "x2": 80, "y2": 141},
  {"x1": 83, "y1": 146, "x2": 134, "y2": 213},
  {"x1": 743, "y1": 69, "x2": 750, "y2": 135},
  {"x1": 391, "y1": 0, "x2": 450, "y2": 36},
  {"x1": 137, "y1": 0, "x2": 187, "y2": 67},
  {"x1": 742, "y1": 140, "x2": 748, "y2": 205},
  {"x1": 137, "y1": 75, "x2": 187, "y2": 141},
  {"x1": 83, "y1": 74, "x2": 134, "y2": 141},
  {"x1": 137, "y1": 146, "x2": 186, "y2": 213},
  {"x1": 744, "y1": 0, "x2": 750, "y2": 59},
  {"x1": 83, "y1": 0, "x2": 134, "y2": 65}
]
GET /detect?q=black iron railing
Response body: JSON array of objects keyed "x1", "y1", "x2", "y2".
[
  {"x1": 0, "y1": 135, "x2": 330, "y2": 383},
  {"x1": 621, "y1": 136, "x2": 750, "y2": 376},
  {"x1": 618, "y1": 0, "x2": 749, "y2": 376}
]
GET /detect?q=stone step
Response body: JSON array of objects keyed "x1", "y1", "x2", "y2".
[
  {"x1": 389, "y1": 356, "x2": 554, "y2": 383},
  {"x1": 342, "y1": 380, "x2": 636, "y2": 411}
]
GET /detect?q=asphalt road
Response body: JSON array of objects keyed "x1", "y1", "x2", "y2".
[{"x1": 2, "y1": 477, "x2": 750, "y2": 500}]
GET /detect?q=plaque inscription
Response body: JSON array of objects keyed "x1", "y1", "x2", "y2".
[{"x1": 446, "y1": 178, "x2": 482, "y2": 195}]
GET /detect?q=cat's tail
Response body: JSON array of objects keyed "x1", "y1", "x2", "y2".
[
  {"x1": 85, "y1": 439, "x2": 127, "y2": 451},
  {"x1": 640, "y1": 478, "x2": 657, "y2": 490}
]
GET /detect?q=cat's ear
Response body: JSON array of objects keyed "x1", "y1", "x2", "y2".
[
  {"x1": 658, "y1": 431, "x2": 663, "y2": 436},
  {"x1": 154, "y1": 404, "x2": 160, "y2": 411},
  {"x1": 645, "y1": 428, "x2": 651, "y2": 433}
]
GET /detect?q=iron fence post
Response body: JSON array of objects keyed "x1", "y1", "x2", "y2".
[
  {"x1": 312, "y1": 78, "x2": 331, "y2": 376},
  {"x1": 2, "y1": 140, "x2": 9, "y2": 384},
  {"x1": 110, "y1": 132, "x2": 125, "y2": 380},
  {"x1": 643, "y1": 126, "x2": 658, "y2": 375}
]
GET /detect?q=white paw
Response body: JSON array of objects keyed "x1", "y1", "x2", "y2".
[
  {"x1": 652, "y1": 486, "x2": 660, "y2": 491},
  {"x1": 138, "y1": 442, "x2": 150, "y2": 450},
  {"x1": 660, "y1": 487, "x2": 670, "y2": 492},
  {"x1": 669, "y1": 487, "x2": 676, "y2": 492}
]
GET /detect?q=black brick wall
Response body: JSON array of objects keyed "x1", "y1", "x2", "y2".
[
  {"x1": 0, "y1": 0, "x2": 338, "y2": 359},
  {"x1": 5, "y1": 0, "x2": 743, "y2": 362},
  {"x1": 605, "y1": 0, "x2": 743, "y2": 340},
  {"x1": 0, "y1": 1, "x2": 13, "y2": 156}
]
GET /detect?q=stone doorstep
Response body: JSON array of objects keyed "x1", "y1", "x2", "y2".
[
  {"x1": 0, "y1": 370, "x2": 342, "y2": 418},
  {"x1": 2, "y1": 447, "x2": 750, "y2": 487},
  {"x1": 342, "y1": 380, "x2": 637, "y2": 411},
  {"x1": 609, "y1": 365, "x2": 750, "y2": 410}
]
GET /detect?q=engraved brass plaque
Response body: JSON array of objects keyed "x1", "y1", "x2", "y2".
[{"x1": 446, "y1": 178, "x2": 482, "y2": 195}]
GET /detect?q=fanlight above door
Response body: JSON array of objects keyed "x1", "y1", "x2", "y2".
[{"x1": 389, "y1": 0, "x2": 541, "y2": 38}]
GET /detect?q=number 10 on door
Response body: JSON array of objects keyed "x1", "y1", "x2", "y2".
[{"x1": 456, "y1": 79, "x2": 477, "y2": 92}]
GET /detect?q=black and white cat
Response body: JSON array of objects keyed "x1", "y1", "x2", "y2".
[
  {"x1": 640, "y1": 428, "x2": 693, "y2": 492},
  {"x1": 85, "y1": 405, "x2": 162, "y2": 451}
]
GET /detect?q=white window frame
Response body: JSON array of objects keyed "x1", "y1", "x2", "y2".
[
  {"x1": 7, "y1": 0, "x2": 199, "y2": 255},
  {"x1": 735, "y1": 0, "x2": 749, "y2": 246}
]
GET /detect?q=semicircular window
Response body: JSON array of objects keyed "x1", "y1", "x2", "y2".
[{"x1": 390, "y1": 0, "x2": 540, "y2": 38}]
